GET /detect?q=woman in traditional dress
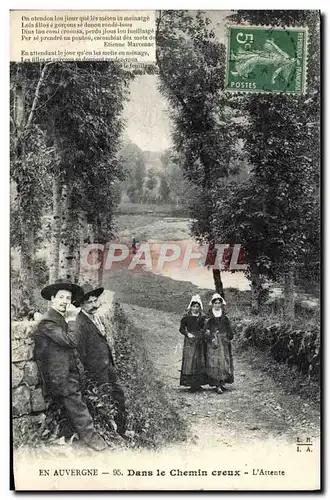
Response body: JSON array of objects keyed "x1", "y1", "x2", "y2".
[
  {"x1": 179, "y1": 295, "x2": 206, "y2": 393},
  {"x1": 204, "y1": 293, "x2": 234, "y2": 394}
]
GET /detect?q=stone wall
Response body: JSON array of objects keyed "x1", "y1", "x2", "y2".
[
  {"x1": 12, "y1": 320, "x2": 46, "y2": 419},
  {"x1": 12, "y1": 290, "x2": 116, "y2": 441}
]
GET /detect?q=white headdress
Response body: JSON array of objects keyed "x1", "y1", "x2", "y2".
[
  {"x1": 188, "y1": 294, "x2": 203, "y2": 310},
  {"x1": 209, "y1": 293, "x2": 226, "y2": 306}
]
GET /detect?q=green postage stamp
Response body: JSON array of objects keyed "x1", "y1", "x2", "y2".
[{"x1": 225, "y1": 25, "x2": 308, "y2": 94}]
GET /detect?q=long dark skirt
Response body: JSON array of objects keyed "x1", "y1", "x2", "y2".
[
  {"x1": 180, "y1": 335, "x2": 207, "y2": 387},
  {"x1": 206, "y1": 333, "x2": 234, "y2": 385}
]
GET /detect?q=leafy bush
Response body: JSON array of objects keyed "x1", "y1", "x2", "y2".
[
  {"x1": 11, "y1": 257, "x2": 48, "y2": 320},
  {"x1": 234, "y1": 317, "x2": 320, "y2": 381},
  {"x1": 11, "y1": 271, "x2": 32, "y2": 319},
  {"x1": 33, "y1": 257, "x2": 49, "y2": 287},
  {"x1": 83, "y1": 382, "x2": 118, "y2": 444},
  {"x1": 13, "y1": 385, "x2": 119, "y2": 449},
  {"x1": 13, "y1": 415, "x2": 47, "y2": 448}
]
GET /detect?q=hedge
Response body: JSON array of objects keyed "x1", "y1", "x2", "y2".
[{"x1": 234, "y1": 318, "x2": 320, "y2": 381}]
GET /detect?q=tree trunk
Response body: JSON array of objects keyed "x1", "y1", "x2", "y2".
[
  {"x1": 82, "y1": 223, "x2": 99, "y2": 287},
  {"x1": 250, "y1": 262, "x2": 262, "y2": 315},
  {"x1": 77, "y1": 212, "x2": 88, "y2": 283},
  {"x1": 74, "y1": 245, "x2": 81, "y2": 284},
  {"x1": 15, "y1": 74, "x2": 35, "y2": 288},
  {"x1": 212, "y1": 268, "x2": 225, "y2": 298},
  {"x1": 96, "y1": 216, "x2": 104, "y2": 287},
  {"x1": 20, "y1": 229, "x2": 35, "y2": 284},
  {"x1": 284, "y1": 265, "x2": 295, "y2": 320},
  {"x1": 12, "y1": 65, "x2": 50, "y2": 310},
  {"x1": 59, "y1": 184, "x2": 75, "y2": 281},
  {"x1": 15, "y1": 81, "x2": 25, "y2": 136},
  {"x1": 67, "y1": 241, "x2": 77, "y2": 283},
  {"x1": 49, "y1": 176, "x2": 62, "y2": 283},
  {"x1": 74, "y1": 210, "x2": 87, "y2": 283}
]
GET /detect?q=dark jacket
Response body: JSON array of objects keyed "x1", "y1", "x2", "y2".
[
  {"x1": 204, "y1": 310, "x2": 234, "y2": 351},
  {"x1": 75, "y1": 311, "x2": 116, "y2": 386},
  {"x1": 204, "y1": 310, "x2": 234, "y2": 384},
  {"x1": 179, "y1": 311, "x2": 207, "y2": 387},
  {"x1": 34, "y1": 308, "x2": 82, "y2": 398},
  {"x1": 179, "y1": 311, "x2": 206, "y2": 338}
]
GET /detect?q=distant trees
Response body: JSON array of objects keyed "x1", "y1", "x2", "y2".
[
  {"x1": 159, "y1": 149, "x2": 190, "y2": 206},
  {"x1": 121, "y1": 141, "x2": 146, "y2": 203},
  {"x1": 145, "y1": 169, "x2": 157, "y2": 191},
  {"x1": 143, "y1": 168, "x2": 158, "y2": 203},
  {"x1": 120, "y1": 142, "x2": 192, "y2": 208},
  {"x1": 159, "y1": 176, "x2": 171, "y2": 203}
]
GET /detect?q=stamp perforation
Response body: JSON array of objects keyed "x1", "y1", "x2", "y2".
[{"x1": 224, "y1": 24, "x2": 309, "y2": 95}]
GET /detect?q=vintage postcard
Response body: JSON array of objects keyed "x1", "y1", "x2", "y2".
[{"x1": 10, "y1": 9, "x2": 321, "y2": 491}]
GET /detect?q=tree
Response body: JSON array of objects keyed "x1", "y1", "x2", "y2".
[
  {"x1": 11, "y1": 61, "x2": 134, "y2": 300},
  {"x1": 207, "y1": 11, "x2": 320, "y2": 315},
  {"x1": 156, "y1": 10, "x2": 320, "y2": 314},
  {"x1": 159, "y1": 175, "x2": 171, "y2": 203},
  {"x1": 226, "y1": 10, "x2": 321, "y2": 317},
  {"x1": 42, "y1": 62, "x2": 133, "y2": 284},
  {"x1": 121, "y1": 141, "x2": 146, "y2": 203},
  {"x1": 156, "y1": 10, "x2": 241, "y2": 295},
  {"x1": 145, "y1": 168, "x2": 157, "y2": 191},
  {"x1": 160, "y1": 149, "x2": 189, "y2": 207},
  {"x1": 10, "y1": 63, "x2": 55, "y2": 305}
]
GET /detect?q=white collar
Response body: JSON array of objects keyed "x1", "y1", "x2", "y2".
[
  {"x1": 81, "y1": 309, "x2": 105, "y2": 332},
  {"x1": 212, "y1": 308, "x2": 222, "y2": 318}
]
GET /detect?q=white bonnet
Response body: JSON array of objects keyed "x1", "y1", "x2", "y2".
[
  {"x1": 209, "y1": 293, "x2": 226, "y2": 306},
  {"x1": 188, "y1": 294, "x2": 204, "y2": 310}
]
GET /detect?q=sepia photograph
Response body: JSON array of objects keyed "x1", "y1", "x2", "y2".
[{"x1": 10, "y1": 9, "x2": 321, "y2": 491}]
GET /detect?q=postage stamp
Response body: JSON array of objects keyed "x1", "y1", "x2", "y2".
[{"x1": 225, "y1": 25, "x2": 308, "y2": 94}]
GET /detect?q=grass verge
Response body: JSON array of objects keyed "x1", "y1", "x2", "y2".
[{"x1": 113, "y1": 302, "x2": 188, "y2": 448}]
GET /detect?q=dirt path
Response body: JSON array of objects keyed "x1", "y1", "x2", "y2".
[{"x1": 121, "y1": 303, "x2": 320, "y2": 450}]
